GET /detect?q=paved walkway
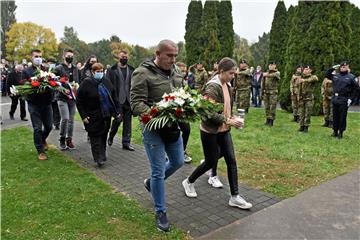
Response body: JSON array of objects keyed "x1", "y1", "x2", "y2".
[
  {"x1": 47, "y1": 121, "x2": 281, "y2": 237},
  {"x1": 198, "y1": 168, "x2": 360, "y2": 240}
]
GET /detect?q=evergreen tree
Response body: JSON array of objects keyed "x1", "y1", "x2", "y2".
[
  {"x1": 268, "y1": 0, "x2": 287, "y2": 75},
  {"x1": 201, "y1": 0, "x2": 221, "y2": 70},
  {"x1": 217, "y1": 0, "x2": 234, "y2": 59},
  {"x1": 1, "y1": 0, "x2": 17, "y2": 58},
  {"x1": 349, "y1": 4, "x2": 360, "y2": 75},
  {"x1": 184, "y1": 0, "x2": 203, "y2": 66}
]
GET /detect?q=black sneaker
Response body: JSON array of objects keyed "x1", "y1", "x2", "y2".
[
  {"x1": 155, "y1": 211, "x2": 170, "y2": 232},
  {"x1": 144, "y1": 178, "x2": 151, "y2": 192}
]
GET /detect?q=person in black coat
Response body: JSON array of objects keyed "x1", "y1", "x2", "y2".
[
  {"x1": 106, "y1": 50, "x2": 135, "y2": 151},
  {"x1": 80, "y1": 55, "x2": 97, "y2": 83},
  {"x1": 76, "y1": 63, "x2": 120, "y2": 167},
  {"x1": 251, "y1": 65, "x2": 263, "y2": 107},
  {"x1": 331, "y1": 61, "x2": 360, "y2": 139},
  {"x1": 8, "y1": 64, "x2": 28, "y2": 121}
]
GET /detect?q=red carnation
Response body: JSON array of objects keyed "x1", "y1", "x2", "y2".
[
  {"x1": 175, "y1": 108, "x2": 183, "y2": 118},
  {"x1": 203, "y1": 95, "x2": 209, "y2": 100},
  {"x1": 169, "y1": 96, "x2": 175, "y2": 101},
  {"x1": 48, "y1": 80, "x2": 57, "y2": 87},
  {"x1": 31, "y1": 81, "x2": 41, "y2": 87},
  {"x1": 60, "y1": 77, "x2": 68, "y2": 84},
  {"x1": 149, "y1": 107, "x2": 159, "y2": 117},
  {"x1": 141, "y1": 114, "x2": 151, "y2": 124}
]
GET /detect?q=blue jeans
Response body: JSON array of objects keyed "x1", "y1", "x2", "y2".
[
  {"x1": 142, "y1": 128, "x2": 184, "y2": 213},
  {"x1": 28, "y1": 102, "x2": 53, "y2": 154}
]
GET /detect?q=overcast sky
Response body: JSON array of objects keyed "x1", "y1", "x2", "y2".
[{"x1": 15, "y1": 0, "x2": 359, "y2": 47}]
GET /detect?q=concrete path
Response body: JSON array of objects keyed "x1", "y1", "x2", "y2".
[{"x1": 198, "y1": 168, "x2": 360, "y2": 240}]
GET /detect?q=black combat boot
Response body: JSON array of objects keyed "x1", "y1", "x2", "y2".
[
  {"x1": 245, "y1": 108, "x2": 249, "y2": 113},
  {"x1": 268, "y1": 119, "x2": 274, "y2": 126},
  {"x1": 298, "y1": 126, "x2": 304, "y2": 132},
  {"x1": 303, "y1": 126, "x2": 308, "y2": 133},
  {"x1": 264, "y1": 119, "x2": 270, "y2": 125},
  {"x1": 292, "y1": 116, "x2": 297, "y2": 122},
  {"x1": 331, "y1": 130, "x2": 338, "y2": 137},
  {"x1": 327, "y1": 121, "x2": 333, "y2": 128},
  {"x1": 322, "y1": 120, "x2": 329, "y2": 127},
  {"x1": 337, "y1": 131, "x2": 343, "y2": 139}
]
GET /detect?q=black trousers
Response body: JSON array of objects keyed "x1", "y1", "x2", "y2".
[
  {"x1": 178, "y1": 122, "x2": 191, "y2": 152},
  {"x1": 188, "y1": 130, "x2": 239, "y2": 196},
  {"x1": 332, "y1": 102, "x2": 348, "y2": 133},
  {"x1": 9, "y1": 96, "x2": 26, "y2": 119},
  {"x1": 89, "y1": 119, "x2": 111, "y2": 163},
  {"x1": 51, "y1": 101, "x2": 61, "y2": 127},
  {"x1": 109, "y1": 103, "x2": 132, "y2": 145}
]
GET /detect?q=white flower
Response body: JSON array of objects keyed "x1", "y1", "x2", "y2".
[
  {"x1": 40, "y1": 70, "x2": 48, "y2": 78},
  {"x1": 10, "y1": 85, "x2": 18, "y2": 95},
  {"x1": 174, "y1": 97, "x2": 185, "y2": 106},
  {"x1": 158, "y1": 100, "x2": 170, "y2": 108}
]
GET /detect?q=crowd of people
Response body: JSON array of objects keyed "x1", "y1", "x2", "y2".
[{"x1": 1, "y1": 38, "x2": 359, "y2": 232}]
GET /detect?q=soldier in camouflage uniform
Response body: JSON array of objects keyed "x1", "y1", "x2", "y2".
[
  {"x1": 298, "y1": 65, "x2": 319, "y2": 132},
  {"x1": 290, "y1": 65, "x2": 303, "y2": 122},
  {"x1": 193, "y1": 63, "x2": 208, "y2": 92},
  {"x1": 262, "y1": 61, "x2": 280, "y2": 126},
  {"x1": 235, "y1": 59, "x2": 252, "y2": 113},
  {"x1": 321, "y1": 67, "x2": 335, "y2": 128}
]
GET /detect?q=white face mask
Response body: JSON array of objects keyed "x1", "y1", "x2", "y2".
[{"x1": 33, "y1": 57, "x2": 43, "y2": 66}]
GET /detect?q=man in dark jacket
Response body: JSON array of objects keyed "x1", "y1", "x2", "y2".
[
  {"x1": 8, "y1": 64, "x2": 27, "y2": 121},
  {"x1": 106, "y1": 50, "x2": 135, "y2": 151},
  {"x1": 331, "y1": 61, "x2": 359, "y2": 139},
  {"x1": 252, "y1": 65, "x2": 263, "y2": 107},
  {"x1": 23, "y1": 49, "x2": 53, "y2": 161}
]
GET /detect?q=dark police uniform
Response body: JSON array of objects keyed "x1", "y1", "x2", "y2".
[{"x1": 331, "y1": 64, "x2": 359, "y2": 138}]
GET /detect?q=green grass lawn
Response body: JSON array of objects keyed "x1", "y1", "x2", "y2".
[
  {"x1": 127, "y1": 108, "x2": 360, "y2": 199},
  {"x1": 1, "y1": 127, "x2": 187, "y2": 240}
]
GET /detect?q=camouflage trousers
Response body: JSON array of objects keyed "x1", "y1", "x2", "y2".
[
  {"x1": 236, "y1": 89, "x2": 251, "y2": 110},
  {"x1": 291, "y1": 94, "x2": 299, "y2": 116},
  {"x1": 263, "y1": 92, "x2": 278, "y2": 120},
  {"x1": 299, "y1": 99, "x2": 314, "y2": 126},
  {"x1": 322, "y1": 98, "x2": 333, "y2": 121}
]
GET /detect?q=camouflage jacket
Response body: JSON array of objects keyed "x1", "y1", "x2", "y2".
[
  {"x1": 299, "y1": 74, "x2": 319, "y2": 100},
  {"x1": 262, "y1": 70, "x2": 281, "y2": 92},
  {"x1": 235, "y1": 68, "x2": 252, "y2": 91},
  {"x1": 290, "y1": 73, "x2": 301, "y2": 95},
  {"x1": 321, "y1": 77, "x2": 333, "y2": 100},
  {"x1": 194, "y1": 68, "x2": 208, "y2": 89}
]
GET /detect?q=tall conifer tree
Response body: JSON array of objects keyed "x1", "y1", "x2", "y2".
[
  {"x1": 185, "y1": 0, "x2": 203, "y2": 66},
  {"x1": 217, "y1": 0, "x2": 234, "y2": 59}
]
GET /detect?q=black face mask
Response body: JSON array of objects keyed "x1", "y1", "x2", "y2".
[
  {"x1": 120, "y1": 58, "x2": 128, "y2": 65},
  {"x1": 65, "y1": 57, "x2": 73, "y2": 64}
]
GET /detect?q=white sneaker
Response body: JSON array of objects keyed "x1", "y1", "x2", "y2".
[
  {"x1": 184, "y1": 153, "x2": 192, "y2": 163},
  {"x1": 208, "y1": 176, "x2": 223, "y2": 188},
  {"x1": 182, "y1": 178, "x2": 197, "y2": 198},
  {"x1": 229, "y1": 195, "x2": 253, "y2": 209},
  {"x1": 200, "y1": 159, "x2": 212, "y2": 176}
]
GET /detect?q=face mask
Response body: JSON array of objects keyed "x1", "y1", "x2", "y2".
[
  {"x1": 49, "y1": 64, "x2": 56, "y2": 69},
  {"x1": 65, "y1": 57, "x2": 73, "y2": 64},
  {"x1": 94, "y1": 72, "x2": 104, "y2": 80},
  {"x1": 33, "y1": 57, "x2": 43, "y2": 66},
  {"x1": 120, "y1": 58, "x2": 128, "y2": 65}
]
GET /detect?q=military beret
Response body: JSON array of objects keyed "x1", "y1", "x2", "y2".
[
  {"x1": 304, "y1": 65, "x2": 313, "y2": 69},
  {"x1": 239, "y1": 59, "x2": 248, "y2": 64},
  {"x1": 268, "y1": 61, "x2": 276, "y2": 65},
  {"x1": 296, "y1": 64, "x2": 303, "y2": 69},
  {"x1": 340, "y1": 61, "x2": 349, "y2": 67}
]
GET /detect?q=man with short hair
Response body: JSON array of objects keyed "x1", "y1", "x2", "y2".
[
  {"x1": 131, "y1": 40, "x2": 184, "y2": 232},
  {"x1": 23, "y1": 49, "x2": 53, "y2": 160},
  {"x1": 331, "y1": 61, "x2": 359, "y2": 138},
  {"x1": 235, "y1": 59, "x2": 252, "y2": 112},
  {"x1": 290, "y1": 65, "x2": 302, "y2": 122},
  {"x1": 107, "y1": 50, "x2": 135, "y2": 151},
  {"x1": 8, "y1": 64, "x2": 27, "y2": 121},
  {"x1": 297, "y1": 65, "x2": 319, "y2": 132},
  {"x1": 262, "y1": 61, "x2": 280, "y2": 126},
  {"x1": 252, "y1": 65, "x2": 263, "y2": 107}
]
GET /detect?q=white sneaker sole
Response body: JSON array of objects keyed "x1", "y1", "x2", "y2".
[
  {"x1": 229, "y1": 201, "x2": 252, "y2": 209},
  {"x1": 182, "y1": 180, "x2": 197, "y2": 198},
  {"x1": 208, "y1": 179, "x2": 223, "y2": 188}
]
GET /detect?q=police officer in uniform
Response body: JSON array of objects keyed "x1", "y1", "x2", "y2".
[
  {"x1": 331, "y1": 61, "x2": 359, "y2": 139},
  {"x1": 298, "y1": 65, "x2": 319, "y2": 133},
  {"x1": 262, "y1": 61, "x2": 280, "y2": 126}
]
